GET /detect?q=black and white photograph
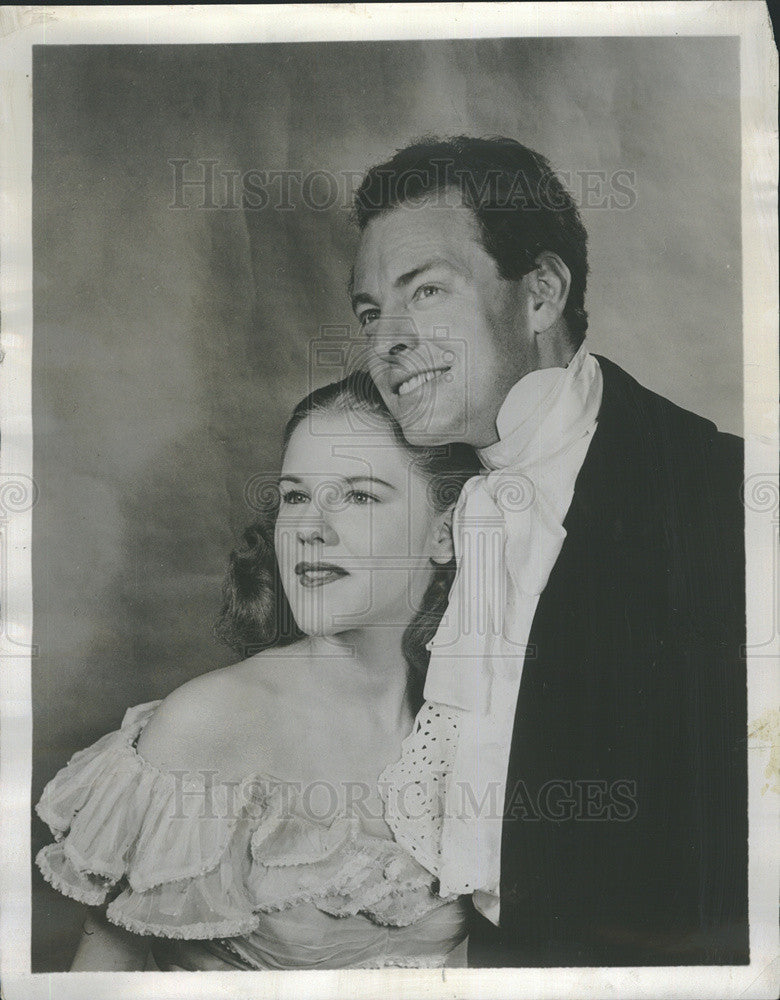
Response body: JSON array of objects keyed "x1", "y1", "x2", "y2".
[{"x1": 0, "y1": 4, "x2": 778, "y2": 999}]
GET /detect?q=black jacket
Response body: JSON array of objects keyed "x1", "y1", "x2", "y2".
[{"x1": 468, "y1": 356, "x2": 749, "y2": 966}]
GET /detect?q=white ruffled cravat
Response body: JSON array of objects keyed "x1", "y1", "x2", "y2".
[{"x1": 382, "y1": 344, "x2": 603, "y2": 925}]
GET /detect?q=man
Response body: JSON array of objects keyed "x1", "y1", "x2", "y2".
[{"x1": 350, "y1": 137, "x2": 748, "y2": 966}]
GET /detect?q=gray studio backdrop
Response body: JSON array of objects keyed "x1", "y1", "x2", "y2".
[{"x1": 31, "y1": 38, "x2": 741, "y2": 970}]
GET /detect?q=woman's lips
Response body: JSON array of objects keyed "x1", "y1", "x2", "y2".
[{"x1": 294, "y1": 561, "x2": 349, "y2": 588}]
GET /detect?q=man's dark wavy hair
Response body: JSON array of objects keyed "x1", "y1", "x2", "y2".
[
  {"x1": 214, "y1": 372, "x2": 479, "y2": 709},
  {"x1": 353, "y1": 135, "x2": 589, "y2": 344}
]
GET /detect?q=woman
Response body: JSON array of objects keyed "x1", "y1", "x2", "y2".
[{"x1": 35, "y1": 374, "x2": 479, "y2": 970}]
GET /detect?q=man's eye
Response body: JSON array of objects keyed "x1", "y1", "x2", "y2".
[
  {"x1": 281, "y1": 490, "x2": 309, "y2": 505},
  {"x1": 359, "y1": 309, "x2": 380, "y2": 328},
  {"x1": 347, "y1": 490, "x2": 378, "y2": 505}
]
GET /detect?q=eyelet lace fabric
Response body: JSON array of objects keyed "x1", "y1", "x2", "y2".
[
  {"x1": 378, "y1": 701, "x2": 470, "y2": 889},
  {"x1": 35, "y1": 700, "x2": 468, "y2": 968}
]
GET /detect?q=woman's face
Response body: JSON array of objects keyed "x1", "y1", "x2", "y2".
[{"x1": 274, "y1": 408, "x2": 449, "y2": 638}]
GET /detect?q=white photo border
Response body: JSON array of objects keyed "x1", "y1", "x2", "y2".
[{"x1": 1, "y1": 4, "x2": 777, "y2": 999}]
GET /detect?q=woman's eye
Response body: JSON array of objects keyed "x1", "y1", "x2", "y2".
[
  {"x1": 413, "y1": 284, "x2": 441, "y2": 302},
  {"x1": 347, "y1": 490, "x2": 378, "y2": 505},
  {"x1": 281, "y1": 490, "x2": 309, "y2": 505}
]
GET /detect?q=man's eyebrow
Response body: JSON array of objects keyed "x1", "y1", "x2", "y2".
[
  {"x1": 394, "y1": 258, "x2": 454, "y2": 289},
  {"x1": 350, "y1": 258, "x2": 456, "y2": 311},
  {"x1": 351, "y1": 291, "x2": 377, "y2": 311}
]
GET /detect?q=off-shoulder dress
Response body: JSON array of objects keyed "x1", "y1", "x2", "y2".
[{"x1": 35, "y1": 701, "x2": 468, "y2": 970}]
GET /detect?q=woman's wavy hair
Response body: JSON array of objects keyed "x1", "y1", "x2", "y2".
[{"x1": 214, "y1": 372, "x2": 479, "y2": 709}]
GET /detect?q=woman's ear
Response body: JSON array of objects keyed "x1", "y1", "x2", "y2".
[
  {"x1": 430, "y1": 507, "x2": 456, "y2": 565},
  {"x1": 526, "y1": 251, "x2": 571, "y2": 333}
]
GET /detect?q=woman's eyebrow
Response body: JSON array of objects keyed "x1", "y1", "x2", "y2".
[
  {"x1": 278, "y1": 474, "x2": 397, "y2": 491},
  {"x1": 344, "y1": 475, "x2": 397, "y2": 491}
]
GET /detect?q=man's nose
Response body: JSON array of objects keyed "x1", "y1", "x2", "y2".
[{"x1": 372, "y1": 315, "x2": 420, "y2": 361}]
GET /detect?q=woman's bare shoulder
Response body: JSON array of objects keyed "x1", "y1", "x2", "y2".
[{"x1": 134, "y1": 643, "x2": 311, "y2": 779}]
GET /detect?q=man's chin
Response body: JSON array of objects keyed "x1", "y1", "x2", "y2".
[
  {"x1": 395, "y1": 422, "x2": 458, "y2": 447},
  {"x1": 381, "y1": 390, "x2": 464, "y2": 445}
]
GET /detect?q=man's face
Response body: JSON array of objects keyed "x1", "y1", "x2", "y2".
[{"x1": 351, "y1": 198, "x2": 535, "y2": 447}]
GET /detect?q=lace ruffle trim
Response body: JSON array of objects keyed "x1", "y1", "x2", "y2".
[
  {"x1": 106, "y1": 906, "x2": 259, "y2": 942},
  {"x1": 35, "y1": 701, "x2": 448, "y2": 936},
  {"x1": 36, "y1": 846, "x2": 110, "y2": 907}
]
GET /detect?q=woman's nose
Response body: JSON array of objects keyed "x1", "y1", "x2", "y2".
[{"x1": 295, "y1": 516, "x2": 338, "y2": 547}]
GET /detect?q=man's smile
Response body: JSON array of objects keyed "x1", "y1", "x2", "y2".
[{"x1": 393, "y1": 365, "x2": 452, "y2": 397}]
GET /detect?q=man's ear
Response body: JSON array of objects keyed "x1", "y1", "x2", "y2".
[
  {"x1": 526, "y1": 252, "x2": 571, "y2": 333},
  {"x1": 430, "y1": 507, "x2": 455, "y2": 565}
]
